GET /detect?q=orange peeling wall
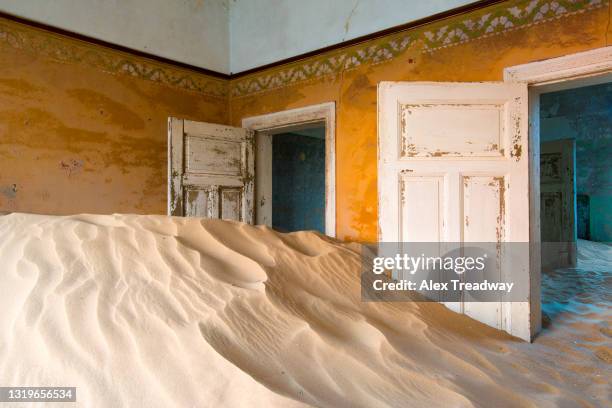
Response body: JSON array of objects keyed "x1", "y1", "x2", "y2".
[
  {"x1": 0, "y1": 18, "x2": 227, "y2": 215},
  {"x1": 230, "y1": 0, "x2": 612, "y2": 242}
]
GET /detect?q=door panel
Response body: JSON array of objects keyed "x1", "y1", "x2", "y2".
[
  {"x1": 462, "y1": 175, "x2": 505, "y2": 243},
  {"x1": 399, "y1": 175, "x2": 444, "y2": 242},
  {"x1": 169, "y1": 118, "x2": 254, "y2": 223},
  {"x1": 462, "y1": 175, "x2": 505, "y2": 328},
  {"x1": 378, "y1": 81, "x2": 530, "y2": 340},
  {"x1": 184, "y1": 187, "x2": 212, "y2": 218},
  {"x1": 186, "y1": 137, "x2": 243, "y2": 175},
  {"x1": 540, "y1": 139, "x2": 576, "y2": 269},
  {"x1": 220, "y1": 188, "x2": 243, "y2": 220},
  {"x1": 400, "y1": 103, "x2": 504, "y2": 158}
]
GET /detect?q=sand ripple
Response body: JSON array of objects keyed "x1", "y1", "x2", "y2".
[{"x1": 0, "y1": 214, "x2": 609, "y2": 407}]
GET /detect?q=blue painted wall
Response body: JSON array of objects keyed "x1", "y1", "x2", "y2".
[
  {"x1": 540, "y1": 82, "x2": 612, "y2": 242},
  {"x1": 272, "y1": 130, "x2": 325, "y2": 233}
]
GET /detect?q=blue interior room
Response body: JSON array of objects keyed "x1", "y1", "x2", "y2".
[
  {"x1": 540, "y1": 82, "x2": 612, "y2": 243},
  {"x1": 272, "y1": 127, "x2": 326, "y2": 233}
]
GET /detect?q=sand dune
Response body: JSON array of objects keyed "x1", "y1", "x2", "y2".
[{"x1": 0, "y1": 214, "x2": 609, "y2": 407}]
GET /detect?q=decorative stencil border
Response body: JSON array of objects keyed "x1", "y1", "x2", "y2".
[
  {"x1": 0, "y1": 17, "x2": 228, "y2": 99},
  {"x1": 230, "y1": 0, "x2": 608, "y2": 98},
  {"x1": 0, "y1": 0, "x2": 606, "y2": 100}
]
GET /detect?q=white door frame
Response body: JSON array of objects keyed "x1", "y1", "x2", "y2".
[
  {"x1": 504, "y1": 46, "x2": 612, "y2": 338},
  {"x1": 241, "y1": 102, "x2": 336, "y2": 237}
]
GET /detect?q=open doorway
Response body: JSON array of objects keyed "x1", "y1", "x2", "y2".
[
  {"x1": 242, "y1": 102, "x2": 336, "y2": 237},
  {"x1": 271, "y1": 126, "x2": 326, "y2": 233},
  {"x1": 504, "y1": 46, "x2": 612, "y2": 339},
  {"x1": 538, "y1": 81, "x2": 612, "y2": 327}
]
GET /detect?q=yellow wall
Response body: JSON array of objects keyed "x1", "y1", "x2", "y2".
[
  {"x1": 1, "y1": 0, "x2": 610, "y2": 243},
  {"x1": 0, "y1": 18, "x2": 227, "y2": 215},
  {"x1": 230, "y1": 0, "x2": 611, "y2": 242}
]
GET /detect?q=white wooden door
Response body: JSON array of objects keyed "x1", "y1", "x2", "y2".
[
  {"x1": 540, "y1": 139, "x2": 576, "y2": 269},
  {"x1": 168, "y1": 118, "x2": 254, "y2": 223},
  {"x1": 378, "y1": 82, "x2": 531, "y2": 341}
]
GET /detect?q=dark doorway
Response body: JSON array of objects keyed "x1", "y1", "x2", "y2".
[{"x1": 271, "y1": 126, "x2": 325, "y2": 233}]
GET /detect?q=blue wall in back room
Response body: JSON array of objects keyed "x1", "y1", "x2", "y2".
[
  {"x1": 540, "y1": 82, "x2": 612, "y2": 243},
  {"x1": 272, "y1": 130, "x2": 325, "y2": 233}
]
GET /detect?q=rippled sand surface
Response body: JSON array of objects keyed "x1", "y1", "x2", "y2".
[{"x1": 0, "y1": 214, "x2": 609, "y2": 407}]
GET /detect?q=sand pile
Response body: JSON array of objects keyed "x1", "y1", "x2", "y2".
[{"x1": 0, "y1": 213, "x2": 609, "y2": 407}]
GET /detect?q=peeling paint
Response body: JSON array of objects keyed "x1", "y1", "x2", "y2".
[
  {"x1": 66, "y1": 89, "x2": 146, "y2": 131},
  {"x1": 233, "y1": 4, "x2": 607, "y2": 242},
  {"x1": 430, "y1": 150, "x2": 461, "y2": 157},
  {"x1": 485, "y1": 143, "x2": 499, "y2": 152},
  {"x1": 510, "y1": 97, "x2": 523, "y2": 161},
  {"x1": 0, "y1": 78, "x2": 42, "y2": 97},
  {"x1": 0, "y1": 0, "x2": 606, "y2": 240},
  {"x1": 0, "y1": 33, "x2": 226, "y2": 216},
  {"x1": 399, "y1": 178, "x2": 406, "y2": 206},
  {"x1": 0, "y1": 184, "x2": 17, "y2": 199},
  {"x1": 59, "y1": 159, "x2": 84, "y2": 176},
  {"x1": 493, "y1": 176, "x2": 506, "y2": 243},
  {"x1": 210, "y1": 146, "x2": 227, "y2": 155}
]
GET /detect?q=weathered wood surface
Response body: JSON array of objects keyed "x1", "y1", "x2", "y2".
[
  {"x1": 378, "y1": 81, "x2": 530, "y2": 341},
  {"x1": 168, "y1": 118, "x2": 254, "y2": 223}
]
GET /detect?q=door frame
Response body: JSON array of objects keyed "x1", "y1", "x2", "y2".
[
  {"x1": 504, "y1": 46, "x2": 612, "y2": 338},
  {"x1": 242, "y1": 102, "x2": 336, "y2": 237}
]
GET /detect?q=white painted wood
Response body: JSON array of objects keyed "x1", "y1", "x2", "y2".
[
  {"x1": 168, "y1": 118, "x2": 185, "y2": 216},
  {"x1": 242, "y1": 102, "x2": 336, "y2": 237},
  {"x1": 461, "y1": 175, "x2": 504, "y2": 328},
  {"x1": 401, "y1": 104, "x2": 503, "y2": 158},
  {"x1": 378, "y1": 82, "x2": 530, "y2": 340},
  {"x1": 540, "y1": 139, "x2": 576, "y2": 269},
  {"x1": 504, "y1": 46, "x2": 612, "y2": 86},
  {"x1": 255, "y1": 133, "x2": 273, "y2": 227},
  {"x1": 168, "y1": 118, "x2": 254, "y2": 223},
  {"x1": 526, "y1": 89, "x2": 543, "y2": 340},
  {"x1": 399, "y1": 175, "x2": 444, "y2": 242},
  {"x1": 504, "y1": 46, "x2": 612, "y2": 340}
]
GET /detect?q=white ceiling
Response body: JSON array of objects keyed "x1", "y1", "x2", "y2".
[
  {"x1": 229, "y1": 0, "x2": 473, "y2": 73},
  {"x1": 0, "y1": 0, "x2": 474, "y2": 74}
]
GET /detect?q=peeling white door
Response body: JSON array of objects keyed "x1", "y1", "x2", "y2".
[
  {"x1": 168, "y1": 118, "x2": 254, "y2": 223},
  {"x1": 378, "y1": 82, "x2": 531, "y2": 340}
]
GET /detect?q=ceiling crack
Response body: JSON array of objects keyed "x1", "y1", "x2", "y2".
[{"x1": 343, "y1": 0, "x2": 360, "y2": 41}]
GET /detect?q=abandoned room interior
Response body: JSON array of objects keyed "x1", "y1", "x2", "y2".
[{"x1": 0, "y1": 0, "x2": 610, "y2": 407}]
